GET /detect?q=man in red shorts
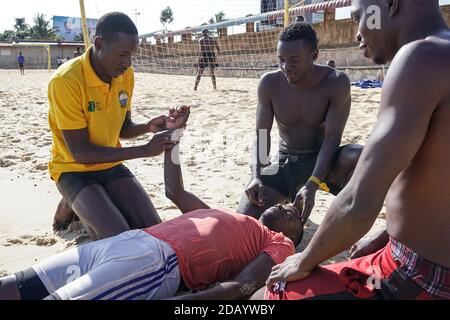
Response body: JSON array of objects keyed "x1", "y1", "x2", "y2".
[{"x1": 258, "y1": 0, "x2": 450, "y2": 300}]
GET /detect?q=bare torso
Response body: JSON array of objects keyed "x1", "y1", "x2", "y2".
[
  {"x1": 386, "y1": 33, "x2": 450, "y2": 267},
  {"x1": 267, "y1": 66, "x2": 341, "y2": 154},
  {"x1": 199, "y1": 37, "x2": 217, "y2": 54}
]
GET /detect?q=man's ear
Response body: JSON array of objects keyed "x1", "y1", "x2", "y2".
[
  {"x1": 312, "y1": 49, "x2": 319, "y2": 61},
  {"x1": 93, "y1": 36, "x2": 103, "y2": 50},
  {"x1": 387, "y1": 0, "x2": 400, "y2": 17}
]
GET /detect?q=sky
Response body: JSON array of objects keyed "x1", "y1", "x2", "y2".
[{"x1": 1, "y1": 0, "x2": 450, "y2": 36}]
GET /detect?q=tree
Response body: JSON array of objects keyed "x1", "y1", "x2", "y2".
[
  {"x1": 14, "y1": 18, "x2": 31, "y2": 39},
  {"x1": 30, "y1": 13, "x2": 58, "y2": 40},
  {"x1": 0, "y1": 30, "x2": 15, "y2": 41},
  {"x1": 209, "y1": 11, "x2": 227, "y2": 24},
  {"x1": 160, "y1": 6, "x2": 174, "y2": 31}
]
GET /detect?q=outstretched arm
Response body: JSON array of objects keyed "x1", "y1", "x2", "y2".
[
  {"x1": 169, "y1": 253, "x2": 275, "y2": 300},
  {"x1": 164, "y1": 142, "x2": 210, "y2": 213}
]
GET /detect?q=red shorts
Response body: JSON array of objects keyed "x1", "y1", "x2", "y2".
[{"x1": 265, "y1": 241, "x2": 438, "y2": 300}]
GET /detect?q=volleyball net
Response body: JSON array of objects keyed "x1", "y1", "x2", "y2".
[{"x1": 132, "y1": 0, "x2": 351, "y2": 78}]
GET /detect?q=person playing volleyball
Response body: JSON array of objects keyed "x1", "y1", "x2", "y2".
[{"x1": 194, "y1": 28, "x2": 221, "y2": 91}]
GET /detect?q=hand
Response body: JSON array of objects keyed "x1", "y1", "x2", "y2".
[
  {"x1": 143, "y1": 130, "x2": 178, "y2": 157},
  {"x1": 293, "y1": 182, "x2": 318, "y2": 224},
  {"x1": 169, "y1": 105, "x2": 191, "y2": 129},
  {"x1": 265, "y1": 253, "x2": 314, "y2": 289},
  {"x1": 349, "y1": 230, "x2": 389, "y2": 259},
  {"x1": 245, "y1": 178, "x2": 265, "y2": 207},
  {"x1": 147, "y1": 105, "x2": 191, "y2": 133}
]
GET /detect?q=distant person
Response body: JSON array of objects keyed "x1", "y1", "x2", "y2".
[
  {"x1": 194, "y1": 28, "x2": 220, "y2": 91},
  {"x1": 17, "y1": 52, "x2": 25, "y2": 75},
  {"x1": 66, "y1": 56, "x2": 71, "y2": 62},
  {"x1": 296, "y1": 16, "x2": 305, "y2": 23},
  {"x1": 73, "y1": 47, "x2": 82, "y2": 58},
  {"x1": 326, "y1": 60, "x2": 336, "y2": 68},
  {"x1": 56, "y1": 56, "x2": 63, "y2": 68}
]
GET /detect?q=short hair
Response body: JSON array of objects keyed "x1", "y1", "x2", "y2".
[
  {"x1": 260, "y1": 204, "x2": 304, "y2": 245},
  {"x1": 279, "y1": 22, "x2": 318, "y2": 51},
  {"x1": 202, "y1": 28, "x2": 210, "y2": 34},
  {"x1": 95, "y1": 12, "x2": 138, "y2": 41}
]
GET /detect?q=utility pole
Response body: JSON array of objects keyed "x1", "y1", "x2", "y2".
[{"x1": 132, "y1": 8, "x2": 141, "y2": 29}]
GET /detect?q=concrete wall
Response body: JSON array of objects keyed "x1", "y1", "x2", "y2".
[{"x1": 0, "y1": 43, "x2": 84, "y2": 69}]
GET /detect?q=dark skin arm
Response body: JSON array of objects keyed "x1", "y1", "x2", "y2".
[
  {"x1": 246, "y1": 74, "x2": 275, "y2": 206},
  {"x1": 293, "y1": 73, "x2": 351, "y2": 223},
  {"x1": 164, "y1": 131, "x2": 210, "y2": 214},
  {"x1": 267, "y1": 42, "x2": 439, "y2": 287},
  {"x1": 169, "y1": 253, "x2": 275, "y2": 300},
  {"x1": 63, "y1": 128, "x2": 175, "y2": 164},
  {"x1": 64, "y1": 106, "x2": 191, "y2": 164},
  {"x1": 120, "y1": 107, "x2": 191, "y2": 139},
  {"x1": 349, "y1": 229, "x2": 389, "y2": 259},
  {"x1": 119, "y1": 111, "x2": 151, "y2": 140}
]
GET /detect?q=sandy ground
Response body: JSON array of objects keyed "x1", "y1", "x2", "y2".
[{"x1": 0, "y1": 69, "x2": 385, "y2": 276}]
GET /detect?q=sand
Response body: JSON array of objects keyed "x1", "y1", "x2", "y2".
[{"x1": 0, "y1": 69, "x2": 386, "y2": 276}]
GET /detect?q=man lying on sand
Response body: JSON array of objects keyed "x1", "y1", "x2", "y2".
[
  {"x1": 0, "y1": 135, "x2": 303, "y2": 300},
  {"x1": 237, "y1": 23, "x2": 362, "y2": 223},
  {"x1": 49, "y1": 12, "x2": 189, "y2": 240},
  {"x1": 254, "y1": 0, "x2": 450, "y2": 300}
]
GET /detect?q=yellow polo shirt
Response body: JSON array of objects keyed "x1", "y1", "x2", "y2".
[{"x1": 48, "y1": 46, "x2": 134, "y2": 182}]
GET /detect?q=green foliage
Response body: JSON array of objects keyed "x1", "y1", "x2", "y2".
[
  {"x1": 30, "y1": 13, "x2": 58, "y2": 40},
  {"x1": 0, "y1": 30, "x2": 15, "y2": 41},
  {"x1": 14, "y1": 18, "x2": 31, "y2": 39},
  {"x1": 209, "y1": 11, "x2": 227, "y2": 24},
  {"x1": 160, "y1": 6, "x2": 174, "y2": 29}
]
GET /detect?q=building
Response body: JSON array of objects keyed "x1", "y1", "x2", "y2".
[{"x1": 0, "y1": 40, "x2": 85, "y2": 69}]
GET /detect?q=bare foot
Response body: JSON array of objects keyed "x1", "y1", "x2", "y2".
[{"x1": 53, "y1": 198, "x2": 78, "y2": 232}]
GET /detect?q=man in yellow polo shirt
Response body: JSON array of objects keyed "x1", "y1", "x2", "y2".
[{"x1": 48, "y1": 12, "x2": 189, "y2": 240}]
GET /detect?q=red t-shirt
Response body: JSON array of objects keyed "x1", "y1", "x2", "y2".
[{"x1": 144, "y1": 208, "x2": 295, "y2": 290}]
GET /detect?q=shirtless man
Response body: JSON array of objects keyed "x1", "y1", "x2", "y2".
[
  {"x1": 237, "y1": 23, "x2": 362, "y2": 223},
  {"x1": 262, "y1": 0, "x2": 450, "y2": 300},
  {"x1": 193, "y1": 28, "x2": 220, "y2": 91}
]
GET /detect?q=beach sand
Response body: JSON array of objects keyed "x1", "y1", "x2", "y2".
[{"x1": 0, "y1": 69, "x2": 386, "y2": 276}]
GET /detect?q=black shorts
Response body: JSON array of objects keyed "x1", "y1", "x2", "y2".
[
  {"x1": 14, "y1": 268, "x2": 50, "y2": 300},
  {"x1": 198, "y1": 53, "x2": 218, "y2": 69},
  {"x1": 260, "y1": 151, "x2": 342, "y2": 202},
  {"x1": 56, "y1": 164, "x2": 135, "y2": 206},
  {"x1": 19, "y1": 63, "x2": 24, "y2": 68}
]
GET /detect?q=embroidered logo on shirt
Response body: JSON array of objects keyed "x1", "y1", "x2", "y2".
[
  {"x1": 118, "y1": 90, "x2": 129, "y2": 108},
  {"x1": 87, "y1": 101, "x2": 101, "y2": 112},
  {"x1": 88, "y1": 101, "x2": 96, "y2": 112}
]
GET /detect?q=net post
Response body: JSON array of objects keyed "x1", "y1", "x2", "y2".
[
  {"x1": 47, "y1": 45, "x2": 51, "y2": 72},
  {"x1": 79, "y1": 0, "x2": 91, "y2": 50},
  {"x1": 284, "y1": 0, "x2": 290, "y2": 27}
]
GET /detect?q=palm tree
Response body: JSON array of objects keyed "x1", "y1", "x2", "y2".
[
  {"x1": 31, "y1": 13, "x2": 58, "y2": 40},
  {"x1": 215, "y1": 11, "x2": 227, "y2": 23},
  {"x1": 160, "y1": 7, "x2": 174, "y2": 32},
  {"x1": 14, "y1": 18, "x2": 31, "y2": 39},
  {"x1": 209, "y1": 11, "x2": 227, "y2": 24}
]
